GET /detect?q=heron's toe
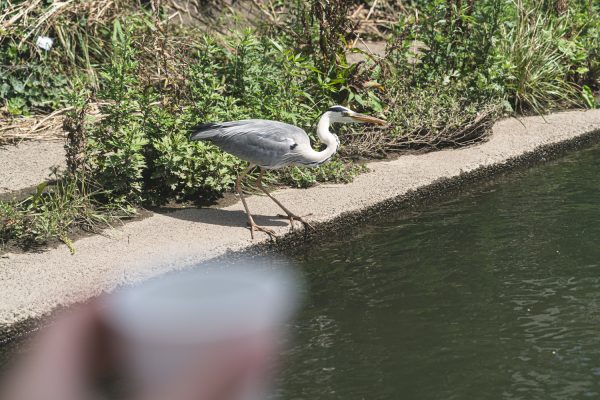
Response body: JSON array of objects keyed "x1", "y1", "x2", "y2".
[
  {"x1": 248, "y1": 223, "x2": 277, "y2": 241},
  {"x1": 276, "y1": 214, "x2": 315, "y2": 232}
]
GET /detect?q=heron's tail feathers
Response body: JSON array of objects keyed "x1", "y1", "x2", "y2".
[{"x1": 189, "y1": 123, "x2": 222, "y2": 141}]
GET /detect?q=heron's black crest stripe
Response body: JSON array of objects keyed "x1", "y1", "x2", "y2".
[
  {"x1": 189, "y1": 122, "x2": 228, "y2": 141},
  {"x1": 290, "y1": 143, "x2": 298, "y2": 150},
  {"x1": 192, "y1": 122, "x2": 220, "y2": 131},
  {"x1": 327, "y1": 106, "x2": 349, "y2": 113}
]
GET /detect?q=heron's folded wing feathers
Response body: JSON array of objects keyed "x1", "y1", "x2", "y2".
[{"x1": 190, "y1": 119, "x2": 310, "y2": 168}]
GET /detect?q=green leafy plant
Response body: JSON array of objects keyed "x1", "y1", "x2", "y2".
[
  {"x1": 582, "y1": 85, "x2": 598, "y2": 109},
  {"x1": 84, "y1": 22, "x2": 148, "y2": 204},
  {"x1": 0, "y1": 175, "x2": 131, "y2": 249},
  {"x1": 141, "y1": 104, "x2": 244, "y2": 203},
  {"x1": 280, "y1": 160, "x2": 367, "y2": 188},
  {"x1": 0, "y1": 41, "x2": 69, "y2": 115},
  {"x1": 4, "y1": 0, "x2": 600, "y2": 250}
]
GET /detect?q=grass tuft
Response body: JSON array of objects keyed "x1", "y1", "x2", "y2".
[
  {"x1": 500, "y1": 9, "x2": 583, "y2": 113},
  {"x1": 0, "y1": 174, "x2": 134, "y2": 250}
]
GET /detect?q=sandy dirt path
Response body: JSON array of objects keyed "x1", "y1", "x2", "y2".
[
  {"x1": 1, "y1": 110, "x2": 600, "y2": 326},
  {"x1": 0, "y1": 141, "x2": 65, "y2": 196}
]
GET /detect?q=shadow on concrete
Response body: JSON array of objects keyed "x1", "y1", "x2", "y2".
[{"x1": 151, "y1": 207, "x2": 289, "y2": 228}]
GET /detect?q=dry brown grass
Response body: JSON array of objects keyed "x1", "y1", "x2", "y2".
[
  {"x1": 0, "y1": 0, "x2": 146, "y2": 91},
  {"x1": 0, "y1": 111, "x2": 68, "y2": 144},
  {"x1": 340, "y1": 104, "x2": 500, "y2": 158},
  {"x1": 0, "y1": 104, "x2": 107, "y2": 144},
  {"x1": 1, "y1": 0, "x2": 138, "y2": 38}
]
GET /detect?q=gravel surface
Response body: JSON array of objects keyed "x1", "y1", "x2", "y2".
[
  {"x1": 0, "y1": 141, "x2": 65, "y2": 196},
  {"x1": 1, "y1": 110, "x2": 600, "y2": 327}
]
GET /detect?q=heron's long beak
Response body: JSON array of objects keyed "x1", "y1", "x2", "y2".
[{"x1": 350, "y1": 113, "x2": 387, "y2": 126}]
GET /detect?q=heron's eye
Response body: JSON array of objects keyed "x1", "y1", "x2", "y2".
[{"x1": 341, "y1": 112, "x2": 350, "y2": 117}]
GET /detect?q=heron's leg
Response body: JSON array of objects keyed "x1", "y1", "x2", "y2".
[
  {"x1": 256, "y1": 169, "x2": 315, "y2": 232},
  {"x1": 236, "y1": 164, "x2": 276, "y2": 240}
]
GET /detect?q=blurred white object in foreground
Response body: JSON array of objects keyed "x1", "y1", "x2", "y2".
[
  {"x1": 102, "y1": 259, "x2": 302, "y2": 400},
  {"x1": 35, "y1": 36, "x2": 53, "y2": 51}
]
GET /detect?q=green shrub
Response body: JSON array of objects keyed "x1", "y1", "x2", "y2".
[
  {"x1": 139, "y1": 102, "x2": 243, "y2": 203},
  {"x1": 4, "y1": 0, "x2": 600, "y2": 250},
  {"x1": 84, "y1": 29, "x2": 147, "y2": 204},
  {"x1": 0, "y1": 177, "x2": 131, "y2": 250},
  {"x1": 498, "y1": 10, "x2": 583, "y2": 113},
  {"x1": 79, "y1": 24, "x2": 372, "y2": 206},
  {"x1": 0, "y1": 41, "x2": 70, "y2": 115},
  {"x1": 0, "y1": 0, "x2": 151, "y2": 116},
  {"x1": 567, "y1": 4, "x2": 600, "y2": 93},
  {"x1": 386, "y1": 1, "x2": 597, "y2": 115},
  {"x1": 280, "y1": 160, "x2": 367, "y2": 188}
]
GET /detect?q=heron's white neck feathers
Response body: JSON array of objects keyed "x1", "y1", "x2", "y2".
[{"x1": 303, "y1": 112, "x2": 339, "y2": 166}]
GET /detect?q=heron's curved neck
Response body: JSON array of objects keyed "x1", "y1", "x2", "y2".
[{"x1": 306, "y1": 113, "x2": 339, "y2": 165}]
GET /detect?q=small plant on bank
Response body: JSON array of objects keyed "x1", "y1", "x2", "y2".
[
  {"x1": 499, "y1": 9, "x2": 583, "y2": 113},
  {"x1": 581, "y1": 85, "x2": 599, "y2": 109},
  {"x1": 0, "y1": 175, "x2": 133, "y2": 251},
  {"x1": 280, "y1": 160, "x2": 368, "y2": 189},
  {"x1": 0, "y1": 41, "x2": 70, "y2": 115}
]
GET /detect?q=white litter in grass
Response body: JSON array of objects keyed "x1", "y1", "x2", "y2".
[{"x1": 36, "y1": 36, "x2": 53, "y2": 51}]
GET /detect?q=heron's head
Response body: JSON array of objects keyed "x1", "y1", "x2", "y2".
[{"x1": 326, "y1": 105, "x2": 386, "y2": 126}]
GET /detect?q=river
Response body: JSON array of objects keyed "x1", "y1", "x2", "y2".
[{"x1": 276, "y1": 145, "x2": 600, "y2": 399}]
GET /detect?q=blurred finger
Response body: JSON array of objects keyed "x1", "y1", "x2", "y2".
[
  {"x1": 2, "y1": 303, "x2": 101, "y2": 400},
  {"x1": 138, "y1": 342, "x2": 270, "y2": 400}
]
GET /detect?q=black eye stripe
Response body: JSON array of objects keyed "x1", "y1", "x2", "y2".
[{"x1": 327, "y1": 106, "x2": 349, "y2": 113}]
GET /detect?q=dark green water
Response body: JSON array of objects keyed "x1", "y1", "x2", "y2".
[{"x1": 277, "y1": 145, "x2": 600, "y2": 400}]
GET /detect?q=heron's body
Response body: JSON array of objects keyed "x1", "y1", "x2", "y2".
[
  {"x1": 189, "y1": 106, "x2": 385, "y2": 239},
  {"x1": 190, "y1": 118, "x2": 339, "y2": 169}
]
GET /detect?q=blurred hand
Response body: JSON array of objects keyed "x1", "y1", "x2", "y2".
[{"x1": 1, "y1": 303, "x2": 263, "y2": 400}]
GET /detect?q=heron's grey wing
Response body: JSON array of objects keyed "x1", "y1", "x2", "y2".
[{"x1": 190, "y1": 119, "x2": 310, "y2": 168}]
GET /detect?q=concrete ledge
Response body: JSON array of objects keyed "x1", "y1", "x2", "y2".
[{"x1": 1, "y1": 110, "x2": 600, "y2": 328}]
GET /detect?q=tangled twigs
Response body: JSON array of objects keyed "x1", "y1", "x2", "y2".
[
  {"x1": 0, "y1": 111, "x2": 68, "y2": 144},
  {"x1": 1, "y1": 0, "x2": 43, "y2": 29},
  {"x1": 1, "y1": 0, "x2": 128, "y2": 39},
  {"x1": 0, "y1": 104, "x2": 106, "y2": 145},
  {"x1": 351, "y1": 0, "x2": 378, "y2": 48},
  {"x1": 340, "y1": 105, "x2": 499, "y2": 158}
]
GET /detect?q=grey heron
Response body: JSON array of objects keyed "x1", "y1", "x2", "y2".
[{"x1": 190, "y1": 105, "x2": 386, "y2": 239}]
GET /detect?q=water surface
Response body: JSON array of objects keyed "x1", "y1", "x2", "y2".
[{"x1": 277, "y1": 145, "x2": 600, "y2": 400}]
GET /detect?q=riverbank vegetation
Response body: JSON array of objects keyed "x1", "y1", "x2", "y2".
[{"x1": 1, "y1": 0, "x2": 599, "y2": 249}]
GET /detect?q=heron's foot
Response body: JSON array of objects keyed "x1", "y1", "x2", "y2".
[
  {"x1": 247, "y1": 222, "x2": 277, "y2": 241},
  {"x1": 276, "y1": 213, "x2": 315, "y2": 232}
]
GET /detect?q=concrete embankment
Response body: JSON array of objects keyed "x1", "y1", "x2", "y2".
[{"x1": 1, "y1": 110, "x2": 600, "y2": 328}]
